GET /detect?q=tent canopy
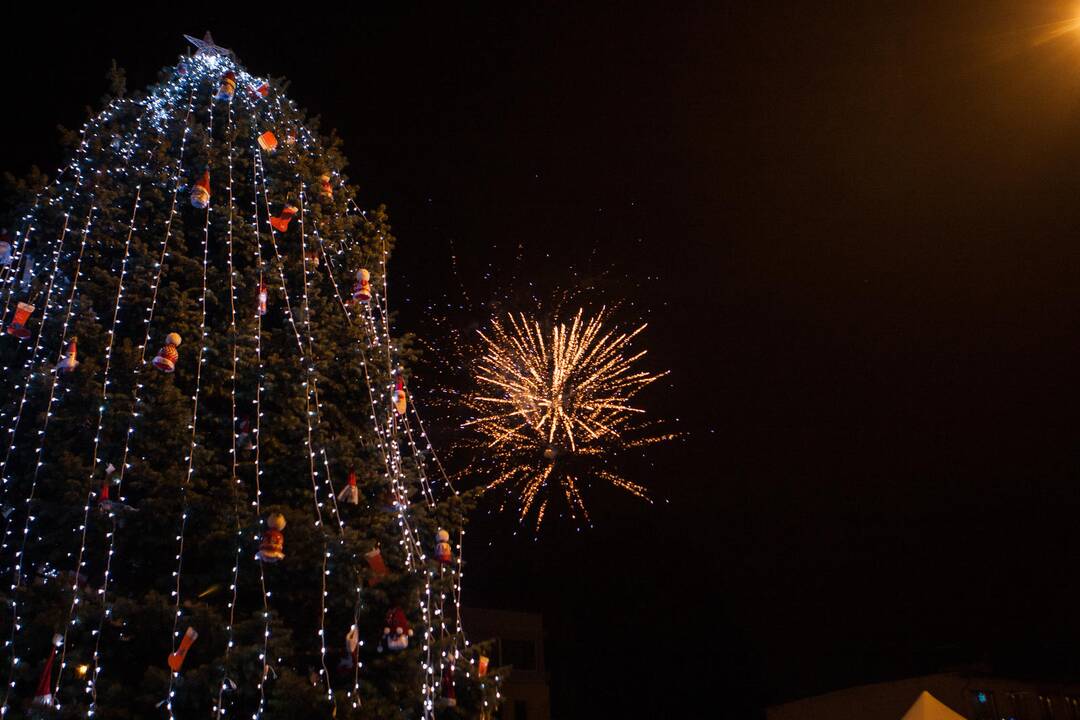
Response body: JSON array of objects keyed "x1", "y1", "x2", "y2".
[{"x1": 900, "y1": 691, "x2": 969, "y2": 720}]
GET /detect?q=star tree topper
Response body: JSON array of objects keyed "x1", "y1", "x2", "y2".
[{"x1": 183, "y1": 32, "x2": 235, "y2": 60}]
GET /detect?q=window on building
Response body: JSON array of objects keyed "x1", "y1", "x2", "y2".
[
  {"x1": 501, "y1": 639, "x2": 536, "y2": 671},
  {"x1": 970, "y1": 690, "x2": 997, "y2": 720}
]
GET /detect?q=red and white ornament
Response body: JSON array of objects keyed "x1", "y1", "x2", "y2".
[
  {"x1": 57, "y1": 337, "x2": 78, "y2": 373},
  {"x1": 269, "y1": 203, "x2": 298, "y2": 233},
  {"x1": 251, "y1": 81, "x2": 269, "y2": 99},
  {"x1": 257, "y1": 513, "x2": 286, "y2": 562},
  {"x1": 167, "y1": 626, "x2": 198, "y2": 673},
  {"x1": 152, "y1": 332, "x2": 182, "y2": 373},
  {"x1": 381, "y1": 607, "x2": 413, "y2": 651},
  {"x1": 32, "y1": 634, "x2": 63, "y2": 707},
  {"x1": 191, "y1": 170, "x2": 211, "y2": 208},
  {"x1": 352, "y1": 268, "x2": 371, "y2": 303},
  {"x1": 337, "y1": 469, "x2": 359, "y2": 505},
  {"x1": 7, "y1": 301, "x2": 34, "y2": 340}
]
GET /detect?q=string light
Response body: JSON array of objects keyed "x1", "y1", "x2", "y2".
[{"x1": 165, "y1": 63, "x2": 216, "y2": 720}]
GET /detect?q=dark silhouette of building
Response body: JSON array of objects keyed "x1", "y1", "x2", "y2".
[{"x1": 463, "y1": 608, "x2": 551, "y2": 720}]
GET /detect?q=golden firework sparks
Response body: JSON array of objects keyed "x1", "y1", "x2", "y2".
[{"x1": 462, "y1": 308, "x2": 671, "y2": 529}]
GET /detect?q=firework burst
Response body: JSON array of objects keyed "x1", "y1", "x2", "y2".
[{"x1": 462, "y1": 308, "x2": 671, "y2": 529}]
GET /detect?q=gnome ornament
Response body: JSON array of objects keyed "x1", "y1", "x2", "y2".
[
  {"x1": 32, "y1": 634, "x2": 64, "y2": 707},
  {"x1": 319, "y1": 174, "x2": 333, "y2": 200},
  {"x1": 269, "y1": 203, "x2": 298, "y2": 232},
  {"x1": 337, "y1": 469, "x2": 359, "y2": 505},
  {"x1": 257, "y1": 131, "x2": 278, "y2": 153},
  {"x1": 152, "y1": 332, "x2": 182, "y2": 372},
  {"x1": 7, "y1": 301, "x2": 35, "y2": 339},
  {"x1": 352, "y1": 268, "x2": 371, "y2": 303},
  {"x1": 191, "y1": 170, "x2": 211, "y2": 208},
  {"x1": 392, "y1": 376, "x2": 407, "y2": 415},
  {"x1": 304, "y1": 248, "x2": 320, "y2": 268},
  {"x1": 57, "y1": 337, "x2": 78, "y2": 373},
  {"x1": 257, "y1": 513, "x2": 286, "y2": 562},
  {"x1": 216, "y1": 71, "x2": 236, "y2": 101},
  {"x1": 285, "y1": 128, "x2": 298, "y2": 146},
  {"x1": 380, "y1": 608, "x2": 413, "y2": 652},
  {"x1": 434, "y1": 529, "x2": 452, "y2": 565}
]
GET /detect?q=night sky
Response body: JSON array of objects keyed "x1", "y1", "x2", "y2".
[{"x1": 9, "y1": 4, "x2": 1080, "y2": 717}]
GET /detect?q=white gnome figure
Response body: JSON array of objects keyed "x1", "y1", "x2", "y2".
[{"x1": 434, "y1": 529, "x2": 452, "y2": 564}]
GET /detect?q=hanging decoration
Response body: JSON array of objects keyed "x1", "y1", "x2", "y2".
[
  {"x1": 257, "y1": 513, "x2": 286, "y2": 562},
  {"x1": 32, "y1": 634, "x2": 63, "y2": 707},
  {"x1": 257, "y1": 280, "x2": 268, "y2": 316},
  {"x1": 319, "y1": 174, "x2": 333, "y2": 201},
  {"x1": 152, "y1": 332, "x2": 182, "y2": 373},
  {"x1": 269, "y1": 203, "x2": 298, "y2": 232},
  {"x1": 167, "y1": 627, "x2": 198, "y2": 673},
  {"x1": 57, "y1": 337, "x2": 78, "y2": 374},
  {"x1": 190, "y1": 170, "x2": 211, "y2": 209},
  {"x1": 364, "y1": 548, "x2": 389, "y2": 584},
  {"x1": 393, "y1": 375, "x2": 407, "y2": 416},
  {"x1": 352, "y1": 268, "x2": 370, "y2": 303},
  {"x1": 337, "y1": 469, "x2": 359, "y2": 505},
  {"x1": 381, "y1": 608, "x2": 413, "y2": 651},
  {"x1": 215, "y1": 71, "x2": 236, "y2": 101},
  {"x1": 434, "y1": 529, "x2": 452, "y2": 565},
  {"x1": 257, "y1": 131, "x2": 278, "y2": 153},
  {"x1": 6, "y1": 301, "x2": 34, "y2": 339},
  {"x1": 0, "y1": 237, "x2": 10, "y2": 266}
]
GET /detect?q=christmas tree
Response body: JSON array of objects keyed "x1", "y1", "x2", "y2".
[{"x1": 0, "y1": 33, "x2": 499, "y2": 719}]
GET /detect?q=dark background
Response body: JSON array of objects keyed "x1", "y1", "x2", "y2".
[{"x1": 9, "y1": 4, "x2": 1080, "y2": 717}]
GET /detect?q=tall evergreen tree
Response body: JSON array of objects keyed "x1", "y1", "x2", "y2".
[{"x1": 0, "y1": 35, "x2": 498, "y2": 719}]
